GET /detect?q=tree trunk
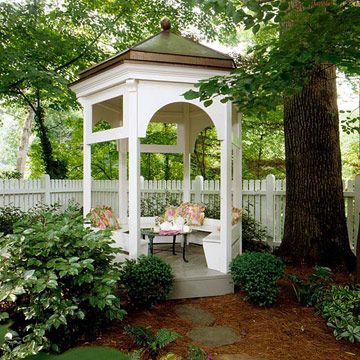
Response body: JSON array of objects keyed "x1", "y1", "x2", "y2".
[
  {"x1": 16, "y1": 108, "x2": 34, "y2": 178},
  {"x1": 279, "y1": 64, "x2": 356, "y2": 270}
]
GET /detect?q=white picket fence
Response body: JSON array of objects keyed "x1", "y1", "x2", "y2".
[{"x1": 0, "y1": 174, "x2": 359, "y2": 248}]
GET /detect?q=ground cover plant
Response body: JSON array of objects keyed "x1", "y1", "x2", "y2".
[
  {"x1": 125, "y1": 325, "x2": 180, "y2": 359},
  {"x1": 0, "y1": 206, "x2": 125, "y2": 359},
  {"x1": 230, "y1": 252, "x2": 285, "y2": 306},
  {"x1": 120, "y1": 255, "x2": 174, "y2": 309}
]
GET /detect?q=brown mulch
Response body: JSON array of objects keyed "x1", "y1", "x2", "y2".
[{"x1": 85, "y1": 266, "x2": 360, "y2": 360}]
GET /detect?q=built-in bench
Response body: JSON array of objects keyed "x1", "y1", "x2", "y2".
[{"x1": 111, "y1": 216, "x2": 241, "y2": 272}]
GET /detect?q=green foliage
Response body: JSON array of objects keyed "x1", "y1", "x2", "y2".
[
  {"x1": 141, "y1": 191, "x2": 181, "y2": 217},
  {"x1": 242, "y1": 213, "x2": 270, "y2": 253},
  {"x1": 0, "y1": 170, "x2": 21, "y2": 179},
  {"x1": 230, "y1": 252, "x2": 285, "y2": 306},
  {"x1": 0, "y1": 206, "x2": 125, "y2": 359},
  {"x1": 289, "y1": 266, "x2": 333, "y2": 306},
  {"x1": 187, "y1": 344, "x2": 208, "y2": 360},
  {"x1": 187, "y1": 1, "x2": 360, "y2": 117},
  {"x1": 125, "y1": 325, "x2": 180, "y2": 358},
  {"x1": 319, "y1": 285, "x2": 360, "y2": 343},
  {"x1": 0, "y1": 205, "x2": 23, "y2": 235},
  {"x1": 120, "y1": 255, "x2": 174, "y2": 309}
]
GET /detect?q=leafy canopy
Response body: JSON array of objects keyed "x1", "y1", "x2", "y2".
[{"x1": 185, "y1": 0, "x2": 360, "y2": 118}]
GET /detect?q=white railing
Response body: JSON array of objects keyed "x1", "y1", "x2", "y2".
[{"x1": 0, "y1": 174, "x2": 359, "y2": 248}]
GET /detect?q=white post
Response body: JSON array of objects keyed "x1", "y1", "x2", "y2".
[
  {"x1": 220, "y1": 102, "x2": 232, "y2": 273},
  {"x1": 82, "y1": 100, "x2": 92, "y2": 217},
  {"x1": 118, "y1": 139, "x2": 128, "y2": 224},
  {"x1": 194, "y1": 175, "x2": 204, "y2": 203},
  {"x1": 126, "y1": 79, "x2": 140, "y2": 259},
  {"x1": 265, "y1": 174, "x2": 276, "y2": 241},
  {"x1": 41, "y1": 174, "x2": 51, "y2": 206},
  {"x1": 183, "y1": 103, "x2": 191, "y2": 202},
  {"x1": 232, "y1": 110, "x2": 242, "y2": 253}
]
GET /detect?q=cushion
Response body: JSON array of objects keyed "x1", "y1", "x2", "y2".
[
  {"x1": 232, "y1": 207, "x2": 244, "y2": 225},
  {"x1": 88, "y1": 206, "x2": 120, "y2": 230},
  {"x1": 177, "y1": 202, "x2": 206, "y2": 226}
]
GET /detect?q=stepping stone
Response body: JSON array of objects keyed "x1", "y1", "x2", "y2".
[
  {"x1": 213, "y1": 355, "x2": 265, "y2": 360},
  {"x1": 188, "y1": 326, "x2": 240, "y2": 347},
  {"x1": 175, "y1": 304, "x2": 215, "y2": 326}
]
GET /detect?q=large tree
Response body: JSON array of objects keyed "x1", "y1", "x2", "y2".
[
  {"x1": 186, "y1": 0, "x2": 359, "y2": 270},
  {"x1": 0, "y1": 0, "x2": 233, "y2": 178}
]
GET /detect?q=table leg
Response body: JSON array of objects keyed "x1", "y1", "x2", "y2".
[
  {"x1": 183, "y1": 233, "x2": 189, "y2": 262},
  {"x1": 148, "y1": 235, "x2": 154, "y2": 255},
  {"x1": 172, "y1": 235, "x2": 176, "y2": 255}
]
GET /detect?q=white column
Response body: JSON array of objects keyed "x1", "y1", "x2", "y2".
[
  {"x1": 117, "y1": 139, "x2": 128, "y2": 225},
  {"x1": 82, "y1": 100, "x2": 92, "y2": 218},
  {"x1": 183, "y1": 103, "x2": 191, "y2": 202},
  {"x1": 220, "y1": 102, "x2": 232, "y2": 273},
  {"x1": 126, "y1": 79, "x2": 140, "y2": 259},
  {"x1": 233, "y1": 110, "x2": 243, "y2": 254}
]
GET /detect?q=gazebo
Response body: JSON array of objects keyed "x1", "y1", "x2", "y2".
[{"x1": 70, "y1": 19, "x2": 242, "y2": 278}]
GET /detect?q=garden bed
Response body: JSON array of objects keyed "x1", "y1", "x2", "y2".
[{"x1": 85, "y1": 267, "x2": 359, "y2": 360}]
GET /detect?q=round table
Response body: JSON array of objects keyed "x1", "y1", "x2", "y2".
[{"x1": 141, "y1": 228, "x2": 191, "y2": 262}]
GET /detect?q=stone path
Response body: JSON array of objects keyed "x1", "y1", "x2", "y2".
[
  {"x1": 175, "y1": 304, "x2": 215, "y2": 326},
  {"x1": 175, "y1": 304, "x2": 265, "y2": 359},
  {"x1": 188, "y1": 326, "x2": 240, "y2": 347},
  {"x1": 213, "y1": 355, "x2": 265, "y2": 360}
]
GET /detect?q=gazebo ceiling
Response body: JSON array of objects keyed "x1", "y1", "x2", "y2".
[{"x1": 76, "y1": 19, "x2": 235, "y2": 84}]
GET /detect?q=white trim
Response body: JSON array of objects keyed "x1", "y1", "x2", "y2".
[
  {"x1": 71, "y1": 62, "x2": 229, "y2": 98},
  {"x1": 87, "y1": 127, "x2": 128, "y2": 144}
]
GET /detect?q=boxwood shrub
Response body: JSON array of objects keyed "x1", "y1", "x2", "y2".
[
  {"x1": 120, "y1": 255, "x2": 174, "y2": 308},
  {"x1": 230, "y1": 252, "x2": 285, "y2": 306},
  {"x1": 0, "y1": 206, "x2": 125, "y2": 359}
]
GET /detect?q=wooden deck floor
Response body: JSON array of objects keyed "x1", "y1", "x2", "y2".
[{"x1": 155, "y1": 244, "x2": 234, "y2": 299}]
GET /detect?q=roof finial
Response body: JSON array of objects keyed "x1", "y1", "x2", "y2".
[{"x1": 160, "y1": 17, "x2": 171, "y2": 31}]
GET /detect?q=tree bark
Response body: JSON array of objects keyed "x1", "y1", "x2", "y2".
[
  {"x1": 279, "y1": 64, "x2": 356, "y2": 270},
  {"x1": 16, "y1": 108, "x2": 34, "y2": 178}
]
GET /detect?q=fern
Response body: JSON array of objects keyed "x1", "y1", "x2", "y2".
[
  {"x1": 125, "y1": 325, "x2": 180, "y2": 357},
  {"x1": 154, "y1": 328, "x2": 180, "y2": 349}
]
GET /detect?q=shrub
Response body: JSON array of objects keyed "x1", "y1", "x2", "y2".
[
  {"x1": 0, "y1": 206, "x2": 23, "y2": 235},
  {"x1": 289, "y1": 266, "x2": 333, "y2": 306},
  {"x1": 319, "y1": 285, "x2": 360, "y2": 343},
  {"x1": 0, "y1": 170, "x2": 21, "y2": 179},
  {"x1": 0, "y1": 206, "x2": 125, "y2": 359},
  {"x1": 121, "y1": 255, "x2": 174, "y2": 308},
  {"x1": 230, "y1": 252, "x2": 285, "y2": 306}
]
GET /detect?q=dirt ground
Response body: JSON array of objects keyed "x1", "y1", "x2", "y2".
[{"x1": 87, "y1": 267, "x2": 360, "y2": 360}]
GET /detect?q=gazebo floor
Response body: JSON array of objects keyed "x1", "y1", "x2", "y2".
[{"x1": 155, "y1": 243, "x2": 234, "y2": 299}]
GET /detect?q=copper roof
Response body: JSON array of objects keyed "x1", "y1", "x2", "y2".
[{"x1": 75, "y1": 30, "x2": 235, "y2": 84}]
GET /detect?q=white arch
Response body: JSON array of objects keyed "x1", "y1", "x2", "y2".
[{"x1": 137, "y1": 81, "x2": 227, "y2": 140}]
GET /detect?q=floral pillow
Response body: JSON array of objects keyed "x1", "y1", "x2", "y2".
[
  {"x1": 177, "y1": 202, "x2": 206, "y2": 226},
  {"x1": 163, "y1": 206, "x2": 178, "y2": 221},
  {"x1": 88, "y1": 206, "x2": 120, "y2": 230},
  {"x1": 232, "y1": 207, "x2": 244, "y2": 225}
]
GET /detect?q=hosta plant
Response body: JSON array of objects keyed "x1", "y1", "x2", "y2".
[
  {"x1": 0, "y1": 206, "x2": 125, "y2": 359},
  {"x1": 319, "y1": 285, "x2": 360, "y2": 343}
]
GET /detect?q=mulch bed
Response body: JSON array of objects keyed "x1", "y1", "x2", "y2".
[{"x1": 84, "y1": 266, "x2": 360, "y2": 360}]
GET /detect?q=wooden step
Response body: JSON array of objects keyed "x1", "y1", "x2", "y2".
[{"x1": 168, "y1": 273, "x2": 234, "y2": 299}]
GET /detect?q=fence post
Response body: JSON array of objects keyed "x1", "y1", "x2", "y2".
[
  {"x1": 194, "y1": 175, "x2": 204, "y2": 203},
  {"x1": 265, "y1": 174, "x2": 275, "y2": 241},
  {"x1": 354, "y1": 174, "x2": 360, "y2": 253},
  {"x1": 41, "y1": 174, "x2": 51, "y2": 205}
]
